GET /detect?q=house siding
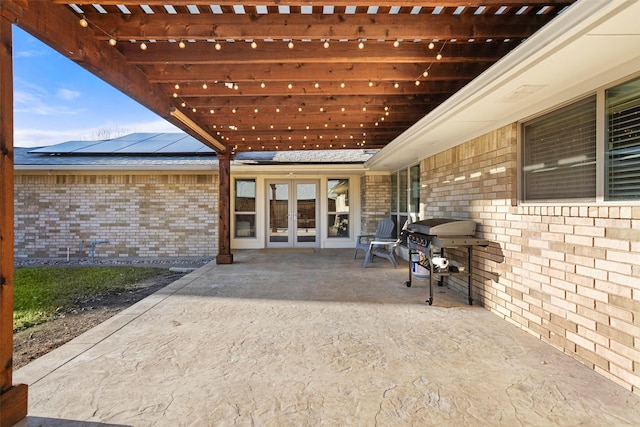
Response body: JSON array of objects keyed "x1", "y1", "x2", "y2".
[
  {"x1": 14, "y1": 172, "x2": 218, "y2": 259},
  {"x1": 420, "y1": 123, "x2": 640, "y2": 395}
]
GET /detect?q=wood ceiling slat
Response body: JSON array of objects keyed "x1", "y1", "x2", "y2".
[
  {"x1": 56, "y1": 1, "x2": 573, "y2": 7},
  {"x1": 186, "y1": 94, "x2": 446, "y2": 108},
  {"x1": 141, "y1": 62, "x2": 485, "y2": 83},
  {"x1": 80, "y1": 11, "x2": 552, "y2": 41},
  {"x1": 120, "y1": 41, "x2": 512, "y2": 65}
]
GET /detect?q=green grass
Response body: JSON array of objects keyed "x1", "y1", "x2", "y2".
[{"x1": 13, "y1": 266, "x2": 165, "y2": 331}]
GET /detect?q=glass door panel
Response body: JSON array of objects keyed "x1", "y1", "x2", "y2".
[
  {"x1": 268, "y1": 182, "x2": 290, "y2": 244},
  {"x1": 266, "y1": 180, "x2": 318, "y2": 247},
  {"x1": 296, "y1": 182, "x2": 317, "y2": 244}
]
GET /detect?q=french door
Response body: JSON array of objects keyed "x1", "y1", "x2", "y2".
[{"x1": 266, "y1": 180, "x2": 319, "y2": 248}]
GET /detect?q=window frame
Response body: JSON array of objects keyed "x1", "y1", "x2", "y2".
[
  {"x1": 327, "y1": 177, "x2": 350, "y2": 239},
  {"x1": 390, "y1": 163, "x2": 420, "y2": 237},
  {"x1": 233, "y1": 178, "x2": 258, "y2": 239},
  {"x1": 519, "y1": 72, "x2": 640, "y2": 205}
]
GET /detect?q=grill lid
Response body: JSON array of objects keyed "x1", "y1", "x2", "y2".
[{"x1": 407, "y1": 218, "x2": 477, "y2": 236}]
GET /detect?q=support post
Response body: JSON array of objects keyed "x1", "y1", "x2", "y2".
[
  {"x1": 0, "y1": 11, "x2": 28, "y2": 427},
  {"x1": 216, "y1": 152, "x2": 233, "y2": 264}
]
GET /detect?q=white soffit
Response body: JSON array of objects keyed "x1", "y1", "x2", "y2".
[{"x1": 366, "y1": 0, "x2": 640, "y2": 171}]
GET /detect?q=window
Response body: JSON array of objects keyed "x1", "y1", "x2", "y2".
[
  {"x1": 390, "y1": 165, "x2": 420, "y2": 236},
  {"x1": 521, "y1": 75, "x2": 640, "y2": 202},
  {"x1": 234, "y1": 179, "x2": 256, "y2": 238},
  {"x1": 327, "y1": 178, "x2": 349, "y2": 237},
  {"x1": 522, "y1": 97, "x2": 597, "y2": 201},
  {"x1": 606, "y1": 76, "x2": 640, "y2": 200}
]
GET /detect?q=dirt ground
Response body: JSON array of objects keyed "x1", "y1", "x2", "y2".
[{"x1": 13, "y1": 260, "x2": 208, "y2": 370}]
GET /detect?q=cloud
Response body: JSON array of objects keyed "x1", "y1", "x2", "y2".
[
  {"x1": 14, "y1": 79, "x2": 83, "y2": 116},
  {"x1": 14, "y1": 119, "x2": 181, "y2": 148},
  {"x1": 57, "y1": 88, "x2": 81, "y2": 101}
]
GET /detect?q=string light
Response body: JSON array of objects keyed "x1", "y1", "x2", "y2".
[
  {"x1": 79, "y1": 17, "x2": 88, "y2": 28},
  {"x1": 202, "y1": 82, "x2": 208, "y2": 89},
  {"x1": 215, "y1": 42, "x2": 222, "y2": 50},
  {"x1": 179, "y1": 40, "x2": 186, "y2": 49},
  {"x1": 428, "y1": 42, "x2": 435, "y2": 49},
  {"x1": 393, "y1": 40, "x2": 400, "y2": 47},
  {"x1": 251, "y1": 41, "x2": 257, "y2": 49},
  {"x1": 260, "y1": 81, "x2": 266, "y2": 88},
  {"x1": 140, "y1": 42, "x2": 148, "y2": 51},
  {"x1": 358, "y1": 41, "x2": 364, "y2": 49},
  {"x1": 324, "y1": 40, "x2": 330, "y2": 49},
  {"x1": 288, "y1": 41, "x2": 294, "y2": 49},
  {"x1": 109, "y1": 38, "x2": 117, "y2": 46}
]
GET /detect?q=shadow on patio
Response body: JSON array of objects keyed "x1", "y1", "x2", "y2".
[{"x1": 14, "y1": 249, "x2": 640, "y2": 426}]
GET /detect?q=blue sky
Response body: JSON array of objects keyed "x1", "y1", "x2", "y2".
[{"x1": 12, "y1": 27, "x2": 180, "y2": 147}]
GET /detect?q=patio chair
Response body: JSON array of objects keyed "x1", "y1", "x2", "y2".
[
  {"x1": 363, "y1": 238, "x2": 401, "y2": 268},
  {"x1": 354, "y1": 218, "x2": 395, "y2": 259}
]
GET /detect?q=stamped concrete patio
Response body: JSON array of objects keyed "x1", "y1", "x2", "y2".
[{"x1": 14, "y1": 249, "x2": 640, "y2": 426}]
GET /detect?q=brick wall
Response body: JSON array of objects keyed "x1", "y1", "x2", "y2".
[
  {"x1": 421, "y1": 123, "x2": 640, "y2": 395},
  {"x1": 14, "y1": 172, "x2": 218, "y2": 259},
  {"x1": 360, "y1": 174, "x2": 391, "y2": 234}
]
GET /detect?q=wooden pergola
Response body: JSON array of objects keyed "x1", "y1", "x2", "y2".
[{"x1": 0, "y1": 1, "x2": 574, "y2": 424}]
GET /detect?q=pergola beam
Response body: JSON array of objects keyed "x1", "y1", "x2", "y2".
[{"x1": 81, "y1": 12, "x2": 549, "y2": 41}]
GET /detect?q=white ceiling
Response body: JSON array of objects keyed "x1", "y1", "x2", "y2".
[{"x1": 366, "y1": 0, "x2": 640, "y2": 171}]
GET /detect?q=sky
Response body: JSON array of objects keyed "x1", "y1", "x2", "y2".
[{"x1": 12, "y1": 27, "x2": 180, "y2": 148}]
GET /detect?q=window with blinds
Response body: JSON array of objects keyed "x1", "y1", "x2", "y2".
[
  {"x1": 606, "y1": 76, "x2": 640, "y2": 200},
  {"x1": 522, "y1": 96, "x2": 597, "y2": 201}
]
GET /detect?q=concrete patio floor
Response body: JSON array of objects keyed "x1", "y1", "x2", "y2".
[{"x1": 14, "y1": 249, "x2": 640, "y2": 426}]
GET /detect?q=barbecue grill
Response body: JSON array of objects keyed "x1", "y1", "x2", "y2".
[{"x1": 403, "y1": 218, "x2": 489, "y2": 305}]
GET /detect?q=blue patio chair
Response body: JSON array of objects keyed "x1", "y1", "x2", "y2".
[
  {"x1": 354, "y1": 218, "x2": 395, "y2": 259},
  {"x1": 363, "y1": 238, "x2": 401, "y2": 268}
]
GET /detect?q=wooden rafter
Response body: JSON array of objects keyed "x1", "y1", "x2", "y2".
[{"x1": 9, "y1": 0, "x2": 574, "y2": 152}]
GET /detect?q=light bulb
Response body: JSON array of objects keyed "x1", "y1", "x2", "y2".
[
  {"x1": 173, "y1": 92, "x2": 178, "y2": 98},
  {"x1": 394, "y1": 82, "x2": 399, "y2": 88},
  {"x1": 436, "y1": 53, "x2": 442, "y2": 60},
  {"x1": 215, "y1": 43, "x2": 222, "y2": 50},
  {"x1": 140, "y1": 42, "x2": 148, "y2": 51},
  {"x1": 202, "y1": 83, "x2": 208, "y2": 89},
  {"x1": 324, "y1": 41, "x2": 330, "y2": 49},
  {"x1": 423, "y1": 70, "x2": 429, "y2": 77},
  {"x1": 428, "y1": 42, "x2": 435, "y2": 49},
  {"x1": 260, "y1": 81, "x2": 266, "y2": 88},
  {"x1": 358, "y1": 41, "x2": 364, "y2": 49},
  {"x1": 192, "y1": 108, "x2": 196, "y2": 113},
  {"x1": 109, "y1": 38, "x2": 117, "y2": 46},
  {"x1": 79, "y1": 18, "x2": 88, "y2": 28},
  {"x1": 288, "y1": 83, "x2": 293, "y2": 89},
  {"x1": 340, "y1": 82, "x2": 345, "y2": 88},
  {"x1": 179, "y1": 40, "x2": 186, "y2": 49},
  {"x1": 393, "y1": 40, "x2": 400, "y2": 47},
  {"x1": 174, "y1": 83, "x2": 180, "y2": 90},
  {"x1": 314, "y1": 82, "x2": 320, "y2": 88},
  {"x1": 251, "y1": 41, "x2": 257, "y2": 49},
  {"x1": 415, "y1": 80, "x2": 421, "y2": 86},
  {"x1": 288, "y1": 41, "x2": 294, "y2": 49},
  {"x1": 368, "y1": 80, "x2": 373, "y2": 87}
]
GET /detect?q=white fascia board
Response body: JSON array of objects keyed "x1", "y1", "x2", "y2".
[
  {"x1": 230, "y1": 163, "x2": 368, "y2": 175},
  {"x1": 365, "y1": 0, "x2": 636, "y2": 170}
]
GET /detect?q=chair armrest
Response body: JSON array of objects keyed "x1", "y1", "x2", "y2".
[{"x1": 356, "y1": 234, "x2": 375, "y2": 244}]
